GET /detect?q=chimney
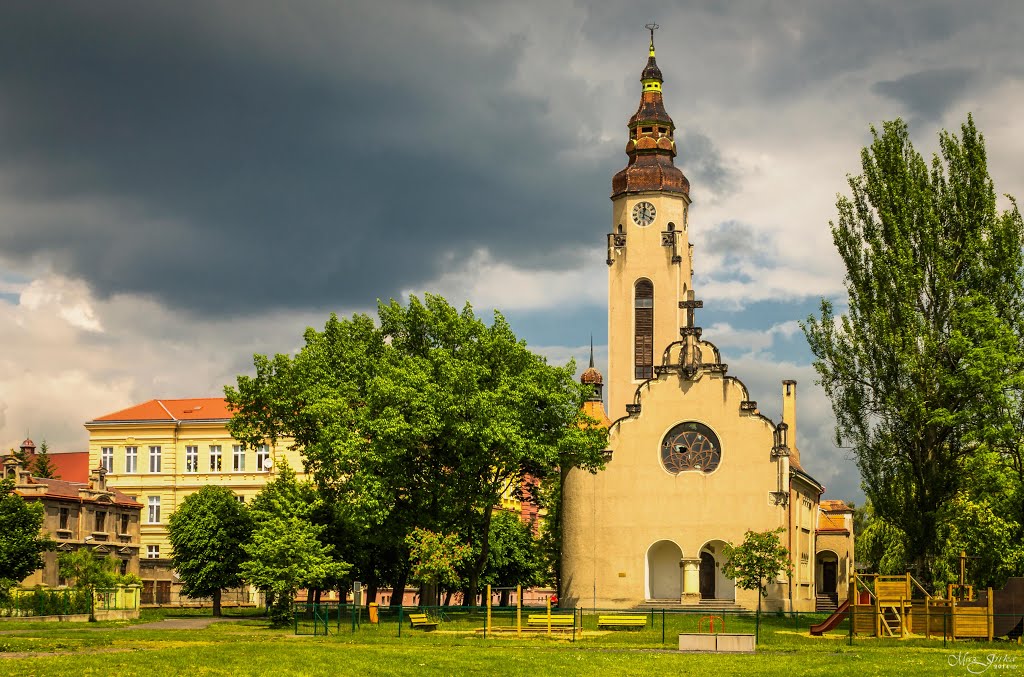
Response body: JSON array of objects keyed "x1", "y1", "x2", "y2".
[
  {"x1": 782, "y1": 380, "x2": 801, "y2": 469},
  {"x1": 89, "y1": 465, "x2": 108, "y2": 492}
]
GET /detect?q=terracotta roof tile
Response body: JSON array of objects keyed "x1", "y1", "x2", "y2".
[
  {"x1": 48, "y1": 452, "x2": 90, "y2": 483},
  {"x1": 91, "y1": 397, "x2": 232, "y2": 423},
  {"x1": 582, "y1": 400, "x2": 611, "y2": 429},
  {"x1": 16, "y1": 476, "x2": 142, "y2": 507},
  {"x1": 817, "y1": 511, "x2": 848, "y2": 532},
  {"x1": 820, "y1": 499, "x2": 853, "y2": 512}
]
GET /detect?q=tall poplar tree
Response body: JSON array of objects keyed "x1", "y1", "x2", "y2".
[{"x1": 804, "y1": 116, "x2": 1024, "y2": 584}]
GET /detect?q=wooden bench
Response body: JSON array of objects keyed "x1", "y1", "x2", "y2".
[
  {"x1": 408, "y1": 613, "x2": 438, "y2": 630},
  {"x1": 526, "y1": 614, "x2": 575, "y2": 627},
  {"x1": 597, "y1": 614, "x2": 647, "y2": 629}
]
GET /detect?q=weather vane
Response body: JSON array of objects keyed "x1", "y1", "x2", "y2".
[{"x1": 645, "y1": 22, "x2": 659, "y2": 43}]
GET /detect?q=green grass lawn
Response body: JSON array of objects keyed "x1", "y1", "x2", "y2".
[{"x1": 1, "y1": 610, "x2": 1021, "y2": 676}]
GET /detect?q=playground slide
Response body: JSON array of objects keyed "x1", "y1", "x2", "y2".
[{"x1": 810, "y1": 598, "x2": 851, "y2": 636}]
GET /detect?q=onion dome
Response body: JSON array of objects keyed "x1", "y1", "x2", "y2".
[
  {"x1": 580, "y1": 338, "x2": 604, "y2": 401},
  {"x1": 20, "y1": 438, "x2": 36, "y2": 453},
  {"x1": 612, "y1": 31, "x2": 690, "y2": 198}
]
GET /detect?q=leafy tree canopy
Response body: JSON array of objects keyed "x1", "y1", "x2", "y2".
[
  {"x1": 57, "y1": 548, "x2": 121, "y2": 589},
  {"x1": 226, "y1": 294, "x2": 608, "y2": 606},
  {"x1": 0, "y1": 478, "x2": 54, "y2": 592},
  {"x1": 243, "y1": 463, "x2": 349, "y2": 624},
  {"x1": 167, "y1": 485, "x2": 252, "y2": 616}
]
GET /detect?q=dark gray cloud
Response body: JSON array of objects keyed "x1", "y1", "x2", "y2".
[
  {"x1": 0, "y1": 3, "x2": 620, "y2": 315},
  {"x1": 0, "y1": 1, "x2": 1020, "y2": 319},
  {"x1": 872, "y1": 67, "x2": 975, "y2": 123}
]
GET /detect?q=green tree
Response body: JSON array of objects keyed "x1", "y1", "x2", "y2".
[
  {"x1": 406, "y1": 528, "x2": 471, "y2": 607},
  {"x1": 0, "y1": 478, "x2": 54, "y2": 594},
  {"x1": 722, "y1": 528, "x2": 793, "y2": 644},
  {"x1": 57, "y1": 548, "x2": 119, "y2": 589},
  {"x1": 244, "y1": 461, "x2": 349, "y2": 625},
  {"x1": 226, "y1": 294, "x2": 608, "y2": 608},
  {"x1": 31, "y1": 440, "x2": 59, "y2": 479},
  {"x1": 480, "y1": 510, "x2": 545, "y2": 606},
  {"x1": 167, "y1": 486, "x2": 253, "y2": 617},
  {"x1": 803, "y1": 116, "x2": 1024, "y2": 584}
]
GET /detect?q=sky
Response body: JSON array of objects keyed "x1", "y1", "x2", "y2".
[{"x1": 2, "y1": 1, "x2": 1023, "y2": 504}]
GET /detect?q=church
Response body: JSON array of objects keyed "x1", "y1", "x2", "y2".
[{"x1": 562, "y1": 32, "x2": 852, "y2": 613}]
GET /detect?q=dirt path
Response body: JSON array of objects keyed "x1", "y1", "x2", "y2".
[{"x1": 124, "y1": 616, "x2": 242, "y2": 631}]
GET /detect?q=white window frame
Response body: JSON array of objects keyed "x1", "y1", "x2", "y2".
[
  {"x1": 100, "y1": 447, "x2": 114, "y2": 473},
  {"x1": 232, "y1": 445, "x2": 245, "y2": 472},
  {"x1": 236, "y1": 495, "x2": 245, "y2": 504},
  {"x1": 185, "y1": 446, "x2": 199, "y2": 473},
  {"x1": 149, "y1": 446, "x2": 162, "y2": 473},
  {"x1": 148, "y1": 496, "x2": 161, "y2": 524},
  {"x1": 147, "y1": 545, "x2": 160, "y2": 559},
  {"x1": 210, "y1": 445, "x2": 222, "y2": 471},
  {"x1": 125, "y1": 446, "x2": 138, "y2": 474},
  {"x1": 256, "y1": 444, "x2": 270, "y2": 471}
]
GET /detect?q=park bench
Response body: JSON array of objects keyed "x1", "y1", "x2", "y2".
[
  {"x1": 597, "y1": 614, "x2": 647, "y2": 629},
  {"x1": 408, "y1": 613, "x2": 438, "y2": 630},
  {"x1": 526, "y1": 614, "x2": 575, "y2": 627}
]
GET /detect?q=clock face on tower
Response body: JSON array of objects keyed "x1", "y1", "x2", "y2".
[{"x1": 632, "y1": 201, "x2": 656, "y2": 227}]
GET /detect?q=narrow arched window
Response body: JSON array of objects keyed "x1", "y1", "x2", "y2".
[{"x1": 635, "y1": 279, "x2": 654, "y2": 379}]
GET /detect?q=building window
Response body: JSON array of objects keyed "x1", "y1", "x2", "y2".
[
  {"x1": 147, "y1": 545, "x2": 160, "y2": 559},
  {"x1": 95, "y1": 511, "x2": 107, "y2": 532},
  {"x1": 101, "y1": 447, "x2": 114, "y2": 473},
  {"x1": 148, "y1": 496, "x2": 161, "y2": 524},
  {"x1": 185, "y1": 446, "x2": 199, "y2": 473},
  {"x1": 660, "y1": 421, "x2": 721, "y2": 474},
  {"x1": 149, "y1": 446, "x2": 162, "y2": 473},
  {"x1": 634, "y1": 279, "x2": 654, "y2": 379},
  {"x1": 59, "y1": 507, "x2": 70, "y2": 530},
  {"x1": 210, "y1": 445, "x2": 222, "y2": 471},
  {"x1": 120, "y1": 559, "x2": 128, "y2": 575},
  {"x1": 256, "y1": 444, "x2": 270, "y2": 471},
  {"x1": 232, "y1": 445, "x2": 245, "y2": 472},
  {"x1": 120, "y1": 513, "x2": 129, "y2": 535},
  {"x1": 125, "y1": 446, "x2": 138, "y2": 473},
  {"x1": 236, "y1": 495, "x2": 245, "y2": 504}
]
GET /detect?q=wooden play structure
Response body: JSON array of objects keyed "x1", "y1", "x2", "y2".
[
  {"x1": 847, "y1": 573, "x2": 996, "y2": 640},
  {"x1": 811, "y1": 571, "x2": 1024, "y2": 641}
]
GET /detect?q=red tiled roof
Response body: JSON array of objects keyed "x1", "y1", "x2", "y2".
[
  {"x1": 817, "y1": 511, "x2": 848, "y2": 532},
  {"x1": 90, "y1": 397, "x2": 233, "y2": 423},
  {"x1": 16, "y1": 476, "x2": 142, "y2": 507},
  {"x1": 48, "y1": 452, "x2": 90, "y2": 483},
  {"x1": 820, "y1": 499, "x2": 853, "y2": 513}
]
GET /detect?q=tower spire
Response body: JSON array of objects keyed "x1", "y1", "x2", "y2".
[
  {"x1": 646, "y1": 22, "x2": 659, "y2": 57},
  {"x1": 589, "y1": 335, "x2": 595, "y2": 369},
  {"x1": 611, "y1": 26, "x2": 689, "y2": 198}
]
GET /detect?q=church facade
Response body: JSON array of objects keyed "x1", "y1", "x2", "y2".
[{"x1": 562, "y1": 35, "x2": 836, "y2": 613}]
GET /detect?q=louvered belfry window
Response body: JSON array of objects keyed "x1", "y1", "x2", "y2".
[{"x1": 635, "y1": 279, "x2": 654, "y2": 379}]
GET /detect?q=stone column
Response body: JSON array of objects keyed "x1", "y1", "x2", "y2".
[{"x1": 681, "y1": 558, "x2": 701, "y2": 605}]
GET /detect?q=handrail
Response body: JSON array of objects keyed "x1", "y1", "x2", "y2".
[
  {"x1": 910, "y1": 575, "x2": 932, "y2": 600},
  {"x1": 854, "y1": 574, "x2": 876, "y2": 602}
]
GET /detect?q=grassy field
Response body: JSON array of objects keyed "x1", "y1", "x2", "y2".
[{"x1": 1, "y1": 609, "x2": 1021, "y2": 676}]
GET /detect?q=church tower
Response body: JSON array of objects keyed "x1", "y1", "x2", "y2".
[
  {"x1": 606, "y1": 28, "x2": 696, "y2": 419},
  {"x1": 562, "y1": 29, "x2": 832, "y2": 613}
]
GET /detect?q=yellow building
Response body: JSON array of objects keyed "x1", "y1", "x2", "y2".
[
  {"x1": 85, "y1": 397, "x2": 304, "y2": 603},
  {"x1": 562, "y1": 33, "x2": 849, "y2": 612}
]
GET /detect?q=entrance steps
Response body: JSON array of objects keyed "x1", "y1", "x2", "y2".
[{"x1": 815, "y1": 593, "x2": 839, "y2": 613}]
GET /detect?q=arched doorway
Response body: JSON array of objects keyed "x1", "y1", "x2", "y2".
[
  {"x1": 699, "y1": 552, "x2": 715, "y2": 599},
  {"x1": 699, "y1": 540, "x2": 736, "y2": 602},
  {"x1": 646, "y1": 540, "x2": 683, "y2": 600},
  {"x1": 816, "y1": 551, "x2": 839, "y2": 595}
]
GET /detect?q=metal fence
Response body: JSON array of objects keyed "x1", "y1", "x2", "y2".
[
  {"x1": 0, "y1": 588, "x2": 93, "y2": 617},
  {"x1": 289, "y1": 603, "x2": 1024, "y2": 649}
]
